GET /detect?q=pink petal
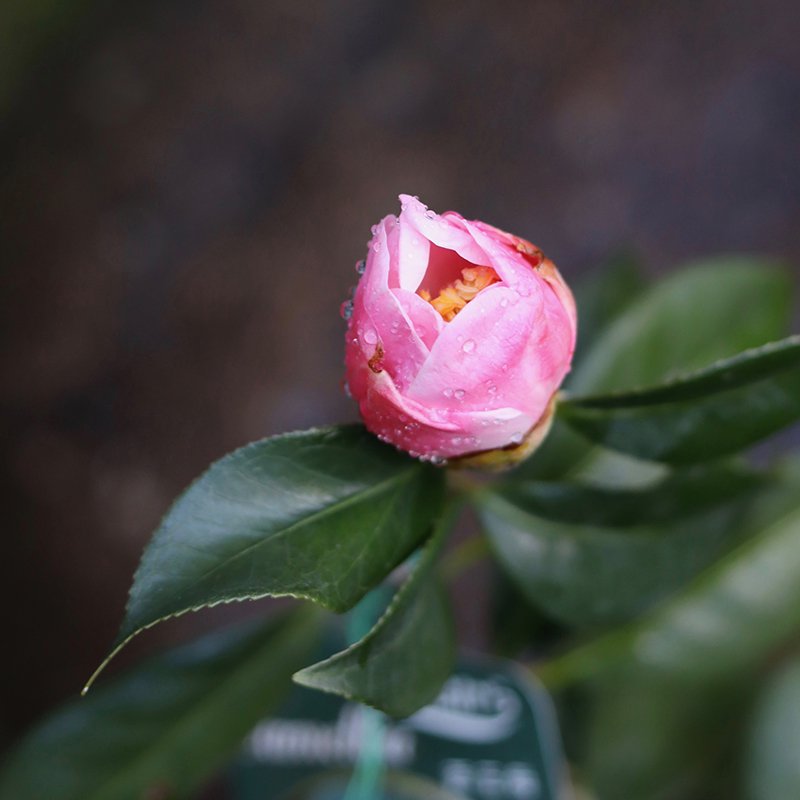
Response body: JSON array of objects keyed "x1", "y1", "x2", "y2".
[
  {"x1": 459, "y1": 217, "x2": 538, "y2": 296},
  {"x1": 398, "y1": 194, "x2": 488, "y2": 268},
  {"x1": 396, "y1": 209, "x2": 430, "y2": 291},
  {"x1": 406, "y1": 282, "x2": 539, "y2": 410},
  {"x1": 393, "y1": 288, "x2": 445, "y2": 351}
]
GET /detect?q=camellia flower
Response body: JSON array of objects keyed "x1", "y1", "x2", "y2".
[{"x1": 343, "y1": 195, "x2": 577, "y2": 468}]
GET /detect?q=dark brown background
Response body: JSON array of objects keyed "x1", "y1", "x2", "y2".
[{"x1": 2, "y1": 0, "x2": 799, "y2": 761}]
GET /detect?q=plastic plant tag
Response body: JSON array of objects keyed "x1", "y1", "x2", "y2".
[{"x1": 228, "y1": 654, "x2": 569, "y2": 800}]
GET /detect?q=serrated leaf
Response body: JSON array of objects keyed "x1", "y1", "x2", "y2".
[
  {"x1": 0, "y1": 608, "x2": 320, "y2": 800},
  {"x1": 746, "y1": 658, "x2": 800, "y2": 800},
  {"x1": 570, "y1": 257, "x2": 793, "y2": 395},
  {"x1": 90, "y1": 425, "x2": 443, "y2": 689},
  {"x1": 294, "y1": 505, "x2": 458, "y2": 718},
  {"x1": 560, "y1": 336, "x2": 800, "y2": 465},
  {"x1": 478, "y1": 468, "x2": 755, "y2": 627}
]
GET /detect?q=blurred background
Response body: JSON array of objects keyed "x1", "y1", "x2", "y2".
[{"x1": 1, "y1": 0, "x2": 799, "y2": 764}]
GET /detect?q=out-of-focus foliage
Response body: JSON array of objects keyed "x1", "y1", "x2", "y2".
[
  {"x1": 0, "y1": 608, "x2": 321, "y2": 800},
  {"x1": 501, "y1": 258, "x2": 800, "y2": 800},
  {"x1": 3, "y1": 257, "x2": 798, "y2": 799}
]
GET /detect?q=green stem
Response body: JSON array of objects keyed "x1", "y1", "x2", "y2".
[
  {"x1": 533, "y1": 627, "x2": 632, "y2": 690},
  {"x1": 341, "y1": 587, "x2": 391, "y2": 799},
  {"x1": 440, "y1": 533, "x2": 490, "y2": 582},
  {"x1": 342, "y1": 706, "x2": 386, "y2": 800}
]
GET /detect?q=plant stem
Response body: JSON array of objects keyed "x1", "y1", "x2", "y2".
[{"x1": 440, "y1": 533, "x2": 490, "y2": 582}]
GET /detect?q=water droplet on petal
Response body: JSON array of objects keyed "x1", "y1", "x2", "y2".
[
  {"x1": 363, "y1": 328, "x2": 378, "y2": 345},
  {"x1": 454, "y1": 389, "x2": 466, "y2": 400},
  {"x1": 430, "y1": 455, "x2": 447, "y2": 466},
  {"x1": 462, "y1": 339, "x2": 476, "y2": 353},
  {"x1": 372, "y1": 241, "x2": 381, "y2": 253},
  {"x1": 340, "y1": 300, "x2": 354, "y2": 320},
  {"x1": 424, "y1": 210, "x2": 435, "y2": 219},
  {"x1": 355, "y1": 259, "x2": 366, "y2": 275},
  {"x1": 443, "y1": 388, "x2": 454, "y2": 398}
]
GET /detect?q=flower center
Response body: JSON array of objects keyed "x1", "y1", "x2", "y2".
[{"x1": 418, "y1": 266, "x2": 500, "y2": 322}]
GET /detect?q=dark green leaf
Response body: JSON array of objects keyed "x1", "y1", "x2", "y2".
[
  {"x1": 582, "y1": 668, "x2": 748, "y2": 800},
  {"x1": 746, "y1": 658, "x2": 800, "y2": 800},
  {"x1": 512, "y1": 256, "x2": 647, "y2": 482},
  {"x1": 568, "y1": 252, "x2": 648, "y2": 374},
  {"x1": 294, "y1": 505, "x2": 458, "y2": 718},
  {"x1": 540, "y1": 459, "x2": 800, "y2": 687},
  {"x1": 542, "y1": 464, "x2": 800, "y2": 800},
  {"x1": 90, "y1": 426, "x2": 443, "y2": 690},
  {"x1": 560, "y1": 336, "x2": 800, "y2": 465},
  {"x1": 506, "y1": 418, "x2": 596, "y2": 483},
  {"x1": 542, "y1": 465, "x2": 800, "y2": 798},
  {"x1": 0, "y1": 608, "x2": 321, "y2": 800},
  {"x1": 478, "y1": 469, "x2": 756, "y2": 627},
  {"x1": 497, "y1": 465, "x2": 758, "y2": 526},
  {"x1": 570, "y1": 257, "x2": 792, "y2": 395},
  {"x1": 519, "y1": 258, "x2": 790, "y2": 484},
  {"x1": 489, "y1": 568, "x2": 566, "y2": 658}
]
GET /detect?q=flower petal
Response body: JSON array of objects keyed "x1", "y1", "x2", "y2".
[
  {"x1": 398, "y1": 194, "x2": 488, "y2": 270},
  {"x1": 406, "y1": 282, "x2": 536, "y2": 409},
  {"x1": 393, "y1": 288, "x2": 445, "y2": 351}
]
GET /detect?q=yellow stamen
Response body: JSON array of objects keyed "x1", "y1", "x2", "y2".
[{"x1": 420, "y1": 266, "x2": 500, "y2": 321}]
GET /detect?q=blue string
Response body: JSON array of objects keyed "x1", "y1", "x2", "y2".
[{"x1": 341, "y1": 588, "x2": 390, "y2": 800}]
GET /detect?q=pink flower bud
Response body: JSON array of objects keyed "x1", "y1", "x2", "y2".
[{"x1": 344, "y1": 195, "x2": 577, "y2": 468}]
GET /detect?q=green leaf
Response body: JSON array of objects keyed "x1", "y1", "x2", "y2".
[
  {"x1": 746, "y1": 657, "x2": 800, "y2": 800},
  {"x1": 0, "y1": 608, "x2": 321, "y2": 800},
  {"x1": 497, "y1": 465, "x2": 757, "y2": 526},
  {"x1": 560, "y1": 336, "x2": 800, "y2": 465},
  {"x1": 568, "y1": 252, "x2": 648, "y2": 375},
  {"x1": 570, "y1": 257, "x2": 793, "y2": 395},
  {"x1": 542, "y1": 465, "x2": 800, "y2": 798},
  {"x1": 513, "y1": 255, "x2": 647, "y2": 482},
  {"x1": 520, "y1": 258, "x2": 790, "y2": 484},
  {"x1": 90, "y1": 425, "x2": 444, "y2": 690},
  {"x1": 582, "y1": 668, "x2": 748, "y2": 800},
  {"x1": 294, "y1": 504, "x2": 458, "y2": 718},
  {"x1": 541, "y1": 459, "x2": 800, "y2": 687},
  {"x1": 478, "y1": 469, "x2": 755, "y2": 627}
]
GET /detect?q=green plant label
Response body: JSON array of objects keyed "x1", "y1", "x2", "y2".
[{"x1": 228, "y1": 654, "x2": 568, "y2": 800}]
